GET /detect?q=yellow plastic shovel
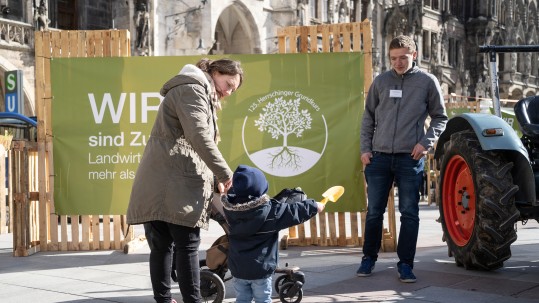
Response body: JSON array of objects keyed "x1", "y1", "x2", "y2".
[{"x1": 320, "y1": 186, "x2": 345, "y2": 204}]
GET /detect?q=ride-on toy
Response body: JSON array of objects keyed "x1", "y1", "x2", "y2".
[{"x1": 434, "y1": 45, "x2": 539, "y2": 270}]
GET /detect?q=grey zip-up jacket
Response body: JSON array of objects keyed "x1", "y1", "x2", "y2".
[
  {"x1": 360, "y1": 64, "x2": 448, "y2": 154},
  {"x1": 127, "y1": 64, "x2": 233, "y2": 229}
]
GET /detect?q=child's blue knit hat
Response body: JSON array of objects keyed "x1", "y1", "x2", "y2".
[{"x1": 230, "y1": 165, "x2": 268, "y2": 201}]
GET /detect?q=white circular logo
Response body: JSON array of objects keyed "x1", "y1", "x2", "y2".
[{"x1": 242, "y1": 91, "x2": 328, "y2": 177}]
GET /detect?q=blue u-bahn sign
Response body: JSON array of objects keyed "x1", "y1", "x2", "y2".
[{"x1": 4, "y1": 70, "x2": 23, "y2": 115}]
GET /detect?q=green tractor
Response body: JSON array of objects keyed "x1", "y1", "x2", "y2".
[{"x1": 435, "y1": 45, "x2": 539, "y2": 270}]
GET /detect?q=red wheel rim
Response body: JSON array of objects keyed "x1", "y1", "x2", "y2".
[{"x1": 442, "y1": 155, "x2": 476, "y2": 246}]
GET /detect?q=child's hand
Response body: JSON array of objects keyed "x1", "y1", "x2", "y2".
[{"x1": 316, "y1": 202, "x2": 326, "y2": 213}]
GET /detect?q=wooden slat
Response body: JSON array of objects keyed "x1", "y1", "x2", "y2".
[
  {"x1": 297, "y1": 220, "x2": 306, "y2": 245},
  {"x1": 94, "y1": 32, "x2": 104, "y2": 57},
  {"x1": 103, "y1": 31, "x2": 112, "y2": 57},
  {"x1": 299, "y1": 26, "x2": 309, "y2": 53},
  {"x1": 0, "y1": 145, "x2": 6, "y2": 234},
  {"x1": 103, "y1": 215, "x2": 111, "y2": 249},
  {"x1": 113, "y1": 215, "x2": 121, "y2": 250},
  {"x1": 278, "y1": 28, "x2": 286, "y2": 54},
  {"x1": 121, "y1": 30, "x2": 131, "y2": 56},
  {"x1": 321, "y1": 25, "x2": 331, "y2": 53},
  {"x1": 92, "y1": 215, "x2": 100, "y2": 250},
  {"x1": 361, "y1": 20, "x2": 373, "y2": 95},
  {"x1": 69, "y1": 31, "x2": 78, "y2": 57},
  {"x1": 86, "y1": 31, "x2": 97, "y2": 57},
  {"x1": 328, "y1": 212, "x2": 337, "y2": 246},
  {"x1": 60, "y1": 215, "x2": 68, "y2": 250},
  {"x1": 112, "y1": 30, "x2": 120, "y2": 57},
  {"x1": 319, "y1": 211, "x2": 327, "y2": 246},
  {"x1": 342, "y1": 23, "x2": 352, "y2": 51},
  {"x1": 39, "y1": 31, "x2": 51, "y2": 251},
  {"x1": 81, "y1": 215, "x2": 90, "y2": 250},
  {"x1": 287, "y1": 26, "x2": 297, "y2": 53},
  {"x1": 309, "y1": 216, "x2": 318, "y2": 245},
  {"x1": 309, "y1": 26, "x2": 317, "y2": 53},
  {"x1": 351, "y1": 212, "x2": 360, "y2": 246},
  {"x1": 52, "y1": 31, "x2": 62, "y2": 57},
  {"x1": 338, "y1": 213, "x2": 346, "y2": 246},
  {"x1": 47, "y1": 140, "x2": 58, "y2": 251},
  {"x1": 69, "y1": 215, "x2": 80, "y2": 250},
  {"x1": 78, "y1": 31, "x2": 87, "y2": 57},
  {"x1": 8, "y1": 146, "x2": 13, "y2": 233}
]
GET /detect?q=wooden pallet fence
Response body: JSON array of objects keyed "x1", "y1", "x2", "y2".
[
  {"x1": 277, "y1": 20, "x2": 397, "y2": 251},
  {"x1": 11, "y1": 140, "x2": 39, "y2": 256},
  {"x1": 13, "y1": 30, "x2": 134, "y2": 256}
]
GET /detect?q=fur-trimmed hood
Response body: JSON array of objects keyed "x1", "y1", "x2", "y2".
[
  {"x1": 221, "y1": 194, "x2": 270, "y2": 211},
  {"x1": 221, "y1": 194, "x2": 272, "y2": 238}
]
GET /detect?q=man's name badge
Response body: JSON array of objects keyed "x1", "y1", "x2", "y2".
[{"x1": 389, "y1": 90, "x2": 402, "y2": 98}]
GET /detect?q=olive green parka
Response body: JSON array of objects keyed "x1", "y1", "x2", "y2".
[{"x1": 126, "y1": 64, "x2": 233, "y2": 229}]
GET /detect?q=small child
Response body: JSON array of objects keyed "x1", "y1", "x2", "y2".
[{"x1": 222, "y1": 165, "x2": 325, "y2": 303}]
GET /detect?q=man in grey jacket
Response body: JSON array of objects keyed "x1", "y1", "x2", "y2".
[{"x1": 357, "y1": 35, "x2": 447, "y2": 282}]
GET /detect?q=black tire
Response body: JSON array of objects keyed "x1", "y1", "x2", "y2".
[
  {"x1": 278, "y1": 282, "x2": 303, "y2": 303},
  {"x1": 274, "y1": 274, "x2": 292, "y2": 293},
  {"x1": 200, "y1": 269, "x2": 225, "y2": 303},
  {"x1": 438, "y1": 130, "x2": 519, "y2": 270}
]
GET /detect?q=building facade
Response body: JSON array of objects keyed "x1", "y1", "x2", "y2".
[
  {"x1": 367, "y1": 0, "x2": 539, "y2": 102},
  {"x1": 0, "y1": 0, "x2": 537, "y2": 115}
]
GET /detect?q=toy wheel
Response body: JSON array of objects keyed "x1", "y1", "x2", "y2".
[
  {"x1": 200, "y1": 269, "x2": 225, "y2": 303},
  {"x1": 274, "y1": 274, "x2": 292, "y2": 293},
  {"x1": 278, "y1": 282, "x2": 303, "y2": 303}
]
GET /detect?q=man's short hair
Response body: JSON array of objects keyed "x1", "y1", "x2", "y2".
[{"x1": 389, "y1": 35, "x2": 416, "y2": 52}]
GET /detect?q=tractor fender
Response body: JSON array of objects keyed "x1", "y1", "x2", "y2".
[{"x1": 434, "y1": 113, "x2": 536, "y2": 205}]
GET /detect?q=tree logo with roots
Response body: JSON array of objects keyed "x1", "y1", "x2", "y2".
[{"x1": 242, "y1": 91, "x2": 328, "y2": 177}]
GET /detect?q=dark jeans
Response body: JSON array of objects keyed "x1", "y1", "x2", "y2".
[
  {"x1": 144, "y1": 221, "x2": 201, "y2": 303},
  {"x1": 362, "y1": 152, "x2": 424, "y2": 267}
]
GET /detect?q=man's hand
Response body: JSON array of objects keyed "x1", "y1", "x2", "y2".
[
  {"x1": 411, "y1": 143, "x2": 427, "y2": 160},
  {"x1": 361, "y1": 152, "x2": 373, "y2": 165}
]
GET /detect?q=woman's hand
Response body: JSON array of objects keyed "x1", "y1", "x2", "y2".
[{"x1": 218, "y1": 178, "x2": 232, "y2": 194}]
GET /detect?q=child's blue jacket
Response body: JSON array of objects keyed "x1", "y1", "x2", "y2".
[{"x1": 222, "y1": 194, "x2": 319, "y2": 280}]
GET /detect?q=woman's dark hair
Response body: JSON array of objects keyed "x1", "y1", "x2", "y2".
[{"x1": 196, "y1": 58, "x2": 244, "y2": 89}]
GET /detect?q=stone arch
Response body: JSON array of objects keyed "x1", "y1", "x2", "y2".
[
  {"x1": 213, "y1": 2, "x2": 261, "y2": 54},
  {"x1": 0, "y1": 56, "x2": 35, "y2": 117},
  {"x1": 523, "y1": 88, "x2": 536, "y2": 98},
  {"x1": 509, "y1": 87, "x2": 523, "y2": 100}
]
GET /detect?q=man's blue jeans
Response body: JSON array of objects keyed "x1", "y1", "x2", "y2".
[
  {"x1": 363, "y1": 152, "x2": 424, "y2": 267},
  {"x1": 233, "y1": 276, "x2": 273, "y2": 303}
]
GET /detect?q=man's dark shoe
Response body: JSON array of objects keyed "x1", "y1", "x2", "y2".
[
  {"x1": 356, "y1": 257, "x2": 375, "y2": 277},
  {"x1": 397, "y1": 263, "x2": 417, "y2": 283}
]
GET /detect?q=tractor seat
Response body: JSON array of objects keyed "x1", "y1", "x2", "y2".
[{"x1": 515, "y1": 96, "x2": 539, "y2": 139}]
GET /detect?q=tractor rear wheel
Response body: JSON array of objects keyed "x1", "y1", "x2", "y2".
[{"x1": 438, "y1": 130, "x2": 519, "y2": 270}]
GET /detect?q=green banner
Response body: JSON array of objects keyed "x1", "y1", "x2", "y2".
[{"x1": 51, "y1": 53, "x2": 365, "y2": 215}]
